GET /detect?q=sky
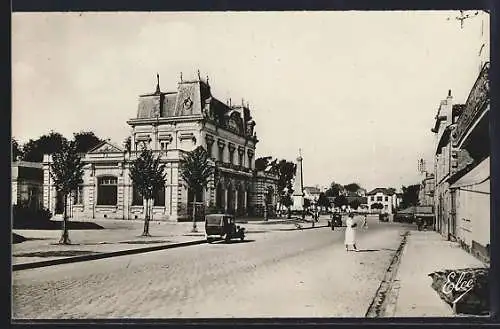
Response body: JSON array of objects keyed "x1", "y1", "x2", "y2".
[{"x1": 12, "y1": 11, "x2": 489, "y2": 192}]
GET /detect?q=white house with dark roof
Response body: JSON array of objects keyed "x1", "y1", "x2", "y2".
[
  {"x1": 42, "y1": 72, "x2": 278, "y2": 221},
  {"x1": 366, "y1": 188, "x2": 399, "y2": 214}
]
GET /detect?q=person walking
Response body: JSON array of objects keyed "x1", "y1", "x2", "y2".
[
  {"x1": 362, "y1": 213, "x2": 368, "y2": 229},
  {"x1": 345, "y1": 213, "x2": 358, "y2": 252}
]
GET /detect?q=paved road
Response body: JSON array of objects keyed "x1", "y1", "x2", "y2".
[{"x1": 13, "y1": 216, "x2": 410, "y2": 319}]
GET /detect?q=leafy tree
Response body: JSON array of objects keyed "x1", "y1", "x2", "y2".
[
  {"x1": 325, "y1": 181, "x2": 344, "y2": 198},
  {"x1": 22, "y1": 131, "x2": 67, "y2": 162},
  {"x1": 317, "y1": 192, "x2": 330, "y2": 211},
  {"x1": 344, "y1": 183, "x2": 362, "y2": 194},
  {"x1": 12, "y1": 138, "x2": 23, "y2": 161},
  {"x1": 180, "y1": 146, "x2": 215, "y2": 232},
  {"x1": 334, "y1": 195, "x2": 348, "y2": 208},
  {"x1": 129, "y1": 149, "x2": 167, "y2": 236},
  {"x1": 255, "y1": 156, "x2": 273, "y2": 171},
  {"x1": 49, "y1": 140, "x2": 85, "y2": 244},
  {"x1": 371, "y1": 202, "x2": 384, "y2": 210},
  {"x1": 400, "y1": 184, "x2": 420, "y2": 209},
  {"x1": 73, "y1": 131, "x2": 103, "y2": 153},
  {"x1": 349, "y1": 198, "x2": 362, "y2": 210},
  {"x1": 273, "y1": 159, "x2": 297, "y2": 211}
]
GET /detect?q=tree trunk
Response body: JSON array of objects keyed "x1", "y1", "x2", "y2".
[
  {"x1": 142, "y1": 198, "x2": 150, "y2": 236},
  {"x1": 192, "y1": 193, "x2": 197, "y2": 232},
  {"x1": 59, "y1": 193, "x2": 71, "y2": 244}
]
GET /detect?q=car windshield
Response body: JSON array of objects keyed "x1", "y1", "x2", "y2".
[{"x1": 206, "y1": 216, "x2": 222, "y2": 225}]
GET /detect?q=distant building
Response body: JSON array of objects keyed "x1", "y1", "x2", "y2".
[
  {"x1": 42, "y1": 72, "x2": 278, "y2": 221},
  {"x1": 366, "y1": 188, "x2": 399, "y2": 214},
  {"x1": 418, "y1": 172, "x2": 435, "y2": 207},
  {"x1": 304, "y1": 186, "x2": 321, "y2": 204},
  {"x1": 12, "y1": 161, "x2": 44, "y2": 210},
  {"x1": 431, "y1": 91, "x2": 464, "y2": 238}
]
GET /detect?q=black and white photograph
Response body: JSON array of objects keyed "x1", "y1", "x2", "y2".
[{"x1": 11, "y1": 10, "x2": 491, "y2": 319}]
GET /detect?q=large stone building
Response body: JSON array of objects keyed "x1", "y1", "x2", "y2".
[
  {"x1": 436, "y1": 62, "x2": 490, "y2": 262},
  {"x1": 42, "y1": 73, "x2": 278, "y2": 221}
]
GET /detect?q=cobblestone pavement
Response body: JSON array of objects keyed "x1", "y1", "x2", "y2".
[{"x1": 12, "y1": 216, "x2": 406, "y2": 319}]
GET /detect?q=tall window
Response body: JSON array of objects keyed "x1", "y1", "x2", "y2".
[
  {"x1": 385, "y1": 196, "x2": 389, "y2": 202},
  {"x1": 132, "y1": 185, "x2": 143, "y2": 206},
  {"x1": 229, "y1": 150, "x2": 235, "y2": 164},
  {"x1": 160, "y1": 141, "x2": 169, "y2": 151},
  {"x1": 239, "y1": 153, "x2": 243, "y2": 166},
  {"x1": 206, "y1": 142, "x2": 213, "y2": 158},
  {"x1": 73, "y1": 186, "x2": 84, "y2": 204},
  {"x1": 370, "y1": 196, "x2": 374, "y2": 202},
  {"x1": 218, "y1": 147, "x2": 224, "y2": 162},
  {"x1": 97, "y1": 176, "x2": 118, "y2": 205},
  {"x1": 154, "y1": 185, "x2": 165, "y2": 206},
  {"x1": 376, "y1": 196, "x2": 383, "y2": 202}
]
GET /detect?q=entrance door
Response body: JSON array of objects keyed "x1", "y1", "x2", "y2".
[{"x1": 55, "y1": 191, "x2": 64, "y2": 214}]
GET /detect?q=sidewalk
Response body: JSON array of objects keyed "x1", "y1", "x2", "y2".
[
  {"x1": 12, "y1": 217, "x2": 326, "y2": 269},
  {"x1": 389, "y1": 230, "x2": 487, "y2": 317}
]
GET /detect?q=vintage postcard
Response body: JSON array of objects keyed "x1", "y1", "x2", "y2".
[{"x1": 11, "y1": 10, "x2": 491, "y2": 319}]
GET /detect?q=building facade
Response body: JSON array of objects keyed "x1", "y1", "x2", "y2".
[
  {"x1": 12, "y1": 161, "x2": 44, "y2": 210},
  {"x1": 431, "y1": 61, "x2": 489, "y2": 263},
  {"x1": 366, "y1": 188, "x2": 399, "y2": 214},
  {"x1": 418, "y1": 172, "x2": 435, "y2": 207},
  {"x1": 449, "y1": 62, "x2": 490, "y2": 262},
  {"x1": 431, "y1": 90, "x2": 465, "y2": 238},
  {"x1": 42, "y1": 73, "x2": 278, "y2": 221}
]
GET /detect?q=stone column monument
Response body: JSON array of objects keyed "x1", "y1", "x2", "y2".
[{"x1": 291, "y1": 149, "x2": 304, "y2": 211}]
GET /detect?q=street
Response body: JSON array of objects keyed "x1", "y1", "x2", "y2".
[{"x1": 13, "y1": 216, "x2": 411, "y2": 319}]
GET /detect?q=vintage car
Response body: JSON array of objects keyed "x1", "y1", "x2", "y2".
[
  {"x1": 329, "y1": 212, "x2": 343, "y2": 230},
  {"x1": 379, "y1": 213, "x2": 389, "y2": 222},
  {"x1": 205, "y1": 214, "x2": 245, "y2": 243}
]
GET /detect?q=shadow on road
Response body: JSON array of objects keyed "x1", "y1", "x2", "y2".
[
  {"x1": 355, "y1": 248, "x2": 397, "y2": 253},
  {"x1": 209, "y1": 239, "x2": 256, "y2": 244}
]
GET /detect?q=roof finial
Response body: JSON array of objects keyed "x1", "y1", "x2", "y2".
[
  {"x1": 448, "y1": 89, "x2": 452, "y2": 97},
  {"x1": 155, "y1": 73, "x2": 160, "y2": 93},
  {"x1": 197, "y1": 69, "x2": 201, "y2": 80},
  {"x1": 229, "y1": 98, "x2": 232, "y2": 106},
  {"x1": 180, "y1": 72, "x2": 183, "y2": 82},
  {"x1": 206, "y1": 75, "x2": 209, "y2": 85}
]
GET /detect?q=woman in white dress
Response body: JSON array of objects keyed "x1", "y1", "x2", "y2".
[{"x1": 345, "y1": 213, "x2": 358, "y2": 252}]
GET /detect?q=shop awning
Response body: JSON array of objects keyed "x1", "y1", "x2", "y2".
[{"x1": 450, "y1": 157, "x2": 489, "y2": 189}]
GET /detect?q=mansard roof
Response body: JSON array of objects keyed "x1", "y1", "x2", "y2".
[{"x1": 132, "y1": 72, "x2": 258, "y2": 139}]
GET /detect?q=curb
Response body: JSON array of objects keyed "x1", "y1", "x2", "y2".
[
  {"x1": 365, "y1": 230, "x2": 409, "y2": 317},
  {"x1": 12, "y1": 239, "x2": 207, "y2": 271}
]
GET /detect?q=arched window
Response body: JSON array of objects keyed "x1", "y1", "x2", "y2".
[{"x1": 97, "y1": 176, "x2": 118, "y2": 205}]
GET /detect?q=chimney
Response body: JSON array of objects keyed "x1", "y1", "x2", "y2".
[{"x1": 443, "y1": 89, "x2": 453, "y2": 127}]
